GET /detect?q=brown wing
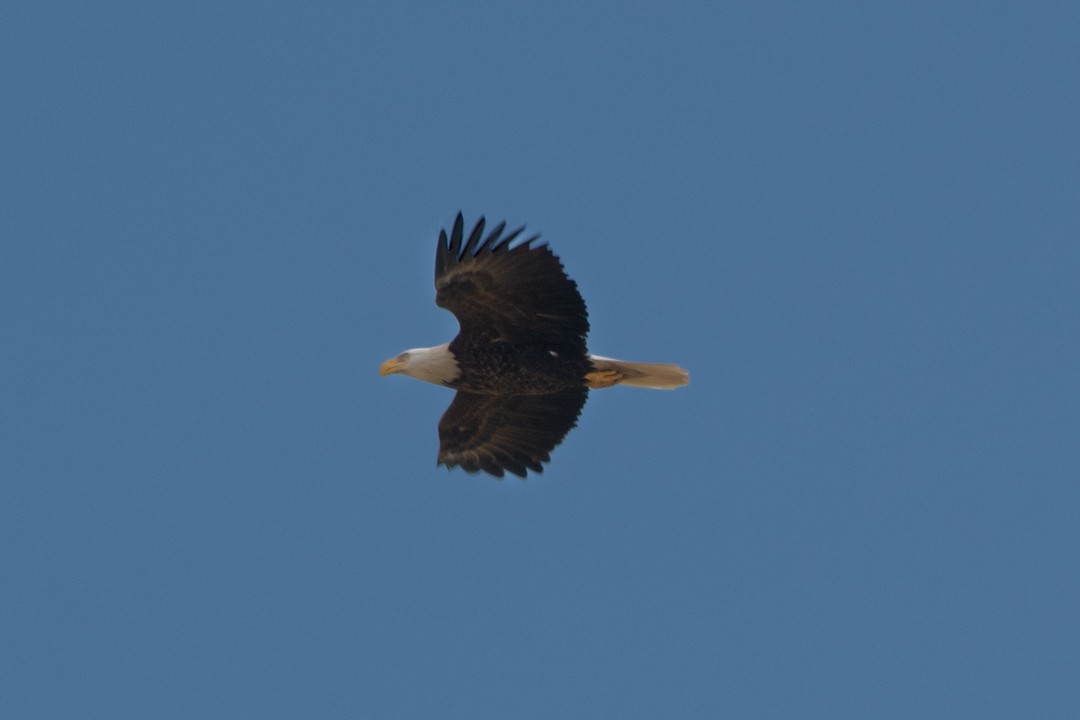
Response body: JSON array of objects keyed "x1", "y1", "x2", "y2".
[
  {"x1": 437, "y1": 388, "x2": 589, "y2": 478},
  {"x1": 434, "y1": 213, "x2": 589, "y2": 351}
]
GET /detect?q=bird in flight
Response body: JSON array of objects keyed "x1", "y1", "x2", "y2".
[{"x1": 380, "y1": 213, "x2": 689, "y2": 478}]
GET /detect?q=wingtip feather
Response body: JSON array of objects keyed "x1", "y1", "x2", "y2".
[{"x1": 448, "y1": 214, "x2": 465, "y2": 259}]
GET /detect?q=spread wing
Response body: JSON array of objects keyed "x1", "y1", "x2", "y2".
[
  {"x1": 437, "y1": 388, "x2": 589, "y2": 478},
  {"x1": 434, "y1": 213, "x2": 589, "y2": 351}
]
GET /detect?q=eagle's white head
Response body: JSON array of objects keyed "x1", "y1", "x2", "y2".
[{"x1": 379, "y1": 343, "x2": 460, "y2": 386}]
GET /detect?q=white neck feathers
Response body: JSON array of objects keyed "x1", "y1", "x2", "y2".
[{"x1": 401, "y1": 343, "x2": 459, "y2": 386}]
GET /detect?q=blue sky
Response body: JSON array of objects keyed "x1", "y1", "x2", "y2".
[{"x1": 3, "y1": 2, "x2": 1079, "y2": 717}]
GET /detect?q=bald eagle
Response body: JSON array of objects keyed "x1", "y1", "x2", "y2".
[{"x1": 380, "y1": 213, "x2": 689, "y2": 478}]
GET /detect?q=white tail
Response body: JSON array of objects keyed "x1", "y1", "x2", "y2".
[{"x1": 586, "y1": 355, "x2": 690, "y2": 390}]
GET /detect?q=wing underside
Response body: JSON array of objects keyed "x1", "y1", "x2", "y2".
[{"x1": 437, "y1": 388, "x2": 589, "y2": 478}]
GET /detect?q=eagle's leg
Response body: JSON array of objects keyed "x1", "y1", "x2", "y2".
[{"x1": 585, "y1": 368, "x2": 622, "y2": 389}]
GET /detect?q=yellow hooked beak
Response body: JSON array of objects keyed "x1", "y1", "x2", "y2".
[{"x1": 380, "y1": 356, "x2": 407, "y2": 376}]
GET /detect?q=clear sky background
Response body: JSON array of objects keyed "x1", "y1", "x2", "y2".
[{"x1": 3, "y1": 2, "x2": 1078, "y2": 718}]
